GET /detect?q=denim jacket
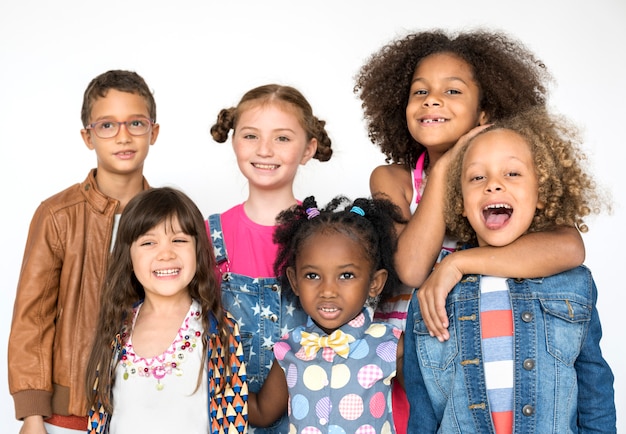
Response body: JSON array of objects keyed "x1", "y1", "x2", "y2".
[
  {"x1": 208, "y1": 214, "x2": 308, "y2": 433},
  {"x1": 404, "y1": 265, "x2": 616, "y2": 433}
]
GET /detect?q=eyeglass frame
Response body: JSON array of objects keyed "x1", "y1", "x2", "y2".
[{"x1": 84, "y1": 117, "x2": 156, "y2": 139}]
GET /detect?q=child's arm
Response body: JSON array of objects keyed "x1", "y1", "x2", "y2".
[
  {"x1": 418, "y1": 227, "x2": 584, "y2": 341},
  {"x1": 396, "y1": 333, "x2": 404, "y2": 390},
  {"x1": 247, "y1": 362, "x2": 289, "y2": 427},
  {"x1": 395, "y1": 126, "x2": 585, "y2": 340},
  {"x1": 8, "y1": 204, "x2": 62, "y2": 422},
  {"x1": 575, "y1": 279, "x2": 616, "y2": 431}
]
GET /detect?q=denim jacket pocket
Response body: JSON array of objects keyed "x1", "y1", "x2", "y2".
[
  {"x1": 412, "y1": 311, "x2": 458, "y2": 370},
  {"x1": 540, "y1": 297, "x2": 591, "y2": 366}
]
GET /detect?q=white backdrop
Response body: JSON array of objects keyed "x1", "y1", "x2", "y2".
[{"x1": 1, "y1": 1, "x2": 624, "y2": 431}]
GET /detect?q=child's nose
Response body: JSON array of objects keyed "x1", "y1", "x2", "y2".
[
  {"x1": 319, "y1": 281, "x2": 337, "y2": 298},
  {"x1": 157, "y1": 245, "x2": 176, "y2": 260},
  {"x1": 486, "y1": 180, "x2": 504, "y2": 192},
  {"x1": 422, "y1": 94, "x2": 442, "y2": 107},
  {"x1": 116, "y1": 123, "x2": 132, "y2": 143},
  {"x1": 256, "y1": 137, "x2": 274, "y2": 156}
]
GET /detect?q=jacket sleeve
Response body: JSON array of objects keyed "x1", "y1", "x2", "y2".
[
  {"x1": 403, "y1": 294, "x2": 439, "y2": 433},
  {"x1": 8, "y1": 202, "x2": 63, "y2": 419},
  {"x1": 575, "y1": 277, "x2": 616, "y2": 433}
]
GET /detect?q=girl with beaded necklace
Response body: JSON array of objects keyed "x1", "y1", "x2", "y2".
[
  {"x1": 247, "y1": 195, "x2": 405, "y2": 433},
  {"x1": 85, "y1": 187, "x2": 247, "y2": 434}
]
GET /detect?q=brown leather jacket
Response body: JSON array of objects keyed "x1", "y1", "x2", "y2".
[{"x1": 8, "y1": 169, "x2": 149, "y2": 419}]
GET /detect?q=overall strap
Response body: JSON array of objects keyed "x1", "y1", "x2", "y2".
[{"x1": 207, "y1": 213, "x2": 228, "y2": 264}]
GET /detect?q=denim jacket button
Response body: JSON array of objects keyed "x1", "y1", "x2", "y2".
[
  {"x1": 271, "y1": 284, "x2": 280, "y2": 292},
  {"x1": 523, "y1": 358, "x2": 535, "y2": 370},
  {"x1": 521, "y1": 311, "x2": 533, "y2": 322},
  {"x1": 522, "y1": 404, "x2": 534, "y2": 416},
  {"x1": 514, "y1": 278, "x2": 524, "y2": 283}
]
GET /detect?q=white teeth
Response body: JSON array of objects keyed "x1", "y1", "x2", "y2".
[
  {"x1": 421, "y1": 118, "x2": 446, "y2": 123},
  {"x1": 321, "y1": 307, "x2": 338, "y2": 312},
  {"x1": 484, "y1": 203, "x2": 512, "y2": 210},
  {"x1": 154, "y1": 269, "x2": 179, "y2": 276},
  {"x1": 253, "y1": 163, "x2": 278, "y2": 170}
]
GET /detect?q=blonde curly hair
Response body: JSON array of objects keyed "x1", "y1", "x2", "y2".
[{"x1": 446, "y1": 107, "x2": 606, "y2": 245}]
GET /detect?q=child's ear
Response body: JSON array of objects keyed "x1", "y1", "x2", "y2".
[
  {"x1": 149, "y1": 122, "x2": 160, "y2": 145},
  {"x1": 81, "y1": 128, "x2": 95, "y2": 150},
  {"x1": 300, "y1": 138, "x2": 318, "y2": 165},
  {"x1": 478, "y1": 110, "x2": 489, "y2": 126},
  {"x1": 368, "y1": 269, "x2": 388, "y2": 298},
  {"x1": 286, "y1": 266, "x2": 299, "y2": 296}
]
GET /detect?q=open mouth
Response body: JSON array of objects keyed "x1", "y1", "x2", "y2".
[{"x1": 483, "y1": 203, "x2": 513, "y2": 229}]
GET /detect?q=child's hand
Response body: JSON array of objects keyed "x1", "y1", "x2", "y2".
[
  {"x1": 19, "y1": 415, "x2": 47, "y2": 434},
  {"x1": 416, "y1": 254, "x2": 463, "y2": 342},
  {"x1": 438, "y1": 124, "x2": 493, "y2": 169}
]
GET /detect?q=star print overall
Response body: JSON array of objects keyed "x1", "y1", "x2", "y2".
[{"x1": 208, "y1": 213, "x2": 308, "y2": 433}]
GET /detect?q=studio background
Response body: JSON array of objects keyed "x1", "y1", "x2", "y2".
[{"x1": 1, "y1": 1, "x2": 624, "y2": 431}]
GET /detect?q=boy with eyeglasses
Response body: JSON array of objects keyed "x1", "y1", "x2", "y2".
[{"x1": 8, "y1": 70, "x2": 159, "y2": 434}]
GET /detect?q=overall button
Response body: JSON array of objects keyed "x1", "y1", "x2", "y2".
[
  {"x1": 523, "y1": 359, "x2": 535, "y2": 370},
  {"x1": 521, "y1": 311, "x2": 533, "y2": 322}
]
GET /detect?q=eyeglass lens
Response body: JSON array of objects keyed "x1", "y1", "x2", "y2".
[{"x1": 90, "y1": 118, "x2": 152, "y2": 138}]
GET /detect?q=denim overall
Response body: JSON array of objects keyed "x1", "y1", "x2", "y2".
[{"x1": 208, "y1": 214, "x2": 307, "y2": 433}]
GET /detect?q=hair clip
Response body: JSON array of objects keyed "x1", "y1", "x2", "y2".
[
  {"x1": 306, "y1": 207, "x2": 320, "y2": 220},
  {"x1": 350, "y1": 206, "x2": 365, "y2": 216}
]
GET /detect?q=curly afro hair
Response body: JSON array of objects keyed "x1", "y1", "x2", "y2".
[{"x1": 355, "y1": 29, "x2": 552, "y2": 169}]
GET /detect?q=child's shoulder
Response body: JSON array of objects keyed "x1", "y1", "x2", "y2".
[
  {"x1": 38, "y1": 177, "x2": 90, "y2": 213},
  {"x1": 38, "y1": 169, "x2": 108, "y2": 213},
  {"x1": 370, "y1": 163, "x2": 412, "y2": 207},
  {"x1": 370, "y1": 163, "x2": 411, "y2": 181}
]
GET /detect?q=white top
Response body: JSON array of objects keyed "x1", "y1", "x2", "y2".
[{"x1": 110, "y1": 299, "x2": 208, "y2": 434}]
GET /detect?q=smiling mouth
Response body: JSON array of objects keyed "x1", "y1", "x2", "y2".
[
  {"x1": 153, "y1": 268, "x2": 180, "y2": 277},
  {"x1": 252, "y1": 163, "x2": 279, "y2": 170},
  {"x1": 320, "y1": 307, "x2": 339, "y2": 313},
  {"x1": 420, "y1": 118, "x2": 447, "y2": 124}
]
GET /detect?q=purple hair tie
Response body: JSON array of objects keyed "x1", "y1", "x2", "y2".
[
  {"x1": 306, "y1": 207, "x2": 320, "y2": 220},
  {"x1": 350, "y1": 206, "x2": 365, "y2": 216}
]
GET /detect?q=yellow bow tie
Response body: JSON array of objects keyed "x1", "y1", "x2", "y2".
[{"x1": 300, "y1": 329, "x2": 353, "y2": 358}]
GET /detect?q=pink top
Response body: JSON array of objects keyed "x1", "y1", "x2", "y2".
[{"x1": 214, "y1": 203, "x2": 278, "y2": 278}]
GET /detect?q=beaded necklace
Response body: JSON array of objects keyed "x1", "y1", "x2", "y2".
[{"x1": 119, "y1": 300, "x2": 203, "y2": 391}]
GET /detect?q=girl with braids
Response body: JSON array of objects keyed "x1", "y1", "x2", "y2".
[
  {"x1": 207, "y1": 84, "x2": 333, "y2": 433},
  {"x1": 404, "y1": 108, "x2": 615, "y2": 433},
  {"x1": 85, "y1": 187, "x2": 247, "y2": 434},
  {"x1": 248, "y1": 195, "x2": 406, "y2": 433}
]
